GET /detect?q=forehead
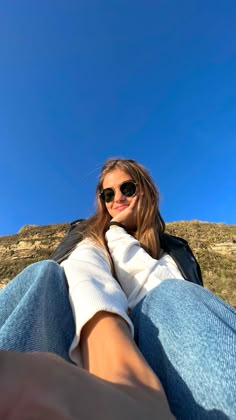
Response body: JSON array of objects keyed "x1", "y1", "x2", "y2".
[{"x1": 102, "y1": 169, "x2": 131, "y2": 188}]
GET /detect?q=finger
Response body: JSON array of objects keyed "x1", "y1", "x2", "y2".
[{"x1": 129, "y1": 195, "x2": 138, "y2": 210}]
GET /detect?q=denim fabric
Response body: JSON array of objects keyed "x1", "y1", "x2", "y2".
[
  {"x1": 0, "y1": 260, "x2": 75, "y2": 362},
  {"x1": 0, "y1": 262, "x2": 235, "y2": 419},
  {"x1": 131, "y1": 279, "x2": 236, "y2": 419}
]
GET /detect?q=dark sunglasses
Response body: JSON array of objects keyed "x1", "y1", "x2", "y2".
[{"x1": 99, "y1": 180, "x2": 137, "y2": 203}]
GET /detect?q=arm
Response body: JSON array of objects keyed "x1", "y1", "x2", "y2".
[
  {"x1": 81, "y1": 311, "x2": 160, "y2": 387},
  {"x1": 60, "y1": 239, "x2": 134, "y2": 364},
  {"x1": 80, "y1": 310, "x2": 174, "y2": 418},
  {"x1": 60, "y1": 239, "x2": 173, "y2": 416},
  {"x1": 106, "y1": 226, "x2": 184, "y2": 309}
]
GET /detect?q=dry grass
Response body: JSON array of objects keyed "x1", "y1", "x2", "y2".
[
  {"x1": 166, "y1": 221, "x2": 236, "y2": 307},
  {"x1": 1, "y1": 220, "x2": 236, "y2": 306}
]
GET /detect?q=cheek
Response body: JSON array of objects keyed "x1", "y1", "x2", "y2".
[{"x1": 105, "y1": 202, "x2": 112, "y2": 214}]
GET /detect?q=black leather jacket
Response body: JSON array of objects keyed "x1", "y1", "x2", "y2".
[{"x1": 50, "y1": 219, "x2": 203, "y2": 287}]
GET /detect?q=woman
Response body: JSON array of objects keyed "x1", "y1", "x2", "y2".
[
  {"x1": 61, "y1": 158, "x2": 236, "y2": 418},
  {"x1": 0, "y1": 158, "x2": 235, "y2": 419}
]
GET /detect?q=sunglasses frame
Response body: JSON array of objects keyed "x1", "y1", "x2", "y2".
[{"x1": 99, "y1": 180, "x2": 137, "y2": 203}]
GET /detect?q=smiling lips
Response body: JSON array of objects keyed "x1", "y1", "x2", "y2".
[{"x1": 114, "y1": 205, "x2": 129, "y2": 211}]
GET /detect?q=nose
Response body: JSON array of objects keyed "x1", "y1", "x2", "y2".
[{"x1": 114, "y1": 187, "x2": 126, "y2": 202}]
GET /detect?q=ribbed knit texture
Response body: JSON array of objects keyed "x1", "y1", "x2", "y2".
[
  {"x1": 106, "y1": 226, "x2": 184, "y2": 308},
  {"x1": 61, "y1": 239, "x2": 133, "y2": 364}
]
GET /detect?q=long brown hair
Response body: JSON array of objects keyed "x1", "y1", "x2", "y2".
[{"x1": 84, "y1": 158, "x2": 165, "y2": 269}]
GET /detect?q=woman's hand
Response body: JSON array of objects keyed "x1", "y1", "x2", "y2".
[
  {"x1": 0, "y1": 350, "x2": 85, "y2": 419},
  {"x1": 111, "y1": 195, "x2": 139, "y2": 231},
  {"x1": 0, "y1": 349, "x2": 174, "y2": 420}
]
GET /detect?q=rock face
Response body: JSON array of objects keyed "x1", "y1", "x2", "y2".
[
  {"x1": 0, "y1": 223, "x2": 68, "y2": 288},
  {"x1": 0, "y1": 220, "x2": 236, "y2": 306}
]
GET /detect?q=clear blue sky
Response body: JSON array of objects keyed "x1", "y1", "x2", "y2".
[{"x1": 0, "y1": 0, "x2": 235, "y2": 236}]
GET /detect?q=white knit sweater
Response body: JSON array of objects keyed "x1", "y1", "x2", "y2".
[
  {"x1": 61, "y1": 226, "x2": 184, "y2": 365},
  {"x1": 105, "y1": 226, "x2": 184, "y2": 308}
]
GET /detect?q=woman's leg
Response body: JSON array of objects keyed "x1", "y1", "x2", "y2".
[
  {"x1": 0, "y1": 260, "x2": 75, "y2": 362},
  {"x1": 131, "y1": 279, "x2": 236, "y2": 419}
]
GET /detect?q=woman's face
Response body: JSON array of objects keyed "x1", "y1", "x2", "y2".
[{"x1": 102, "y1": 169, "x2": 136, "y2": 219}]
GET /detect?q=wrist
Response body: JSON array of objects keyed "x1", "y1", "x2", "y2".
[
  {"x1": 108, "y1": 221, "x2": 127, "y2": 230},
  {"x1": 81, "y1": 311, "x2": 130, "y2": 341}
]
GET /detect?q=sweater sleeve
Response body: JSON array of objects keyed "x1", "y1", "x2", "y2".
[
  {"x1": 60, "y1": 239, "x2": 134, "y2": 366},
  {"x1": 105, "y1": 227, "x2": 185, "y2": 309}
]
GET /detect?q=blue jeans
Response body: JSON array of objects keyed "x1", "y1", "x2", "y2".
[
  {"x1": 0, "y1": 260, "x2": 235, "y2": 419},
  {"x1": 0, "y1": 260, "x2": 75, "y2": 362},
  {"x1": 131, "y1": 280, "x2": 236, "y2": 419}
]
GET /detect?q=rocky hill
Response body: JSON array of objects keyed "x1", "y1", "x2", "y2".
[{"x1": 0, "y1": 220, "x2": 235, "y2": 307}]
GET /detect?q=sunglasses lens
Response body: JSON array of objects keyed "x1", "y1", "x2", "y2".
[
  {"x1": 120, "y1": 181, "x2": 136, "y2": 197},
  {"x1": 101, "y1": 188, "x2": 115, "y2": 203},
  {"x1": 100, "y1": 181, "x2": 136, "y2": 203}
]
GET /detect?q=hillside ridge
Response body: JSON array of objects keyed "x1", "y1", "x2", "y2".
[{"x1": 0, "y1": 220, "x2": 235, "y2": 306}]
